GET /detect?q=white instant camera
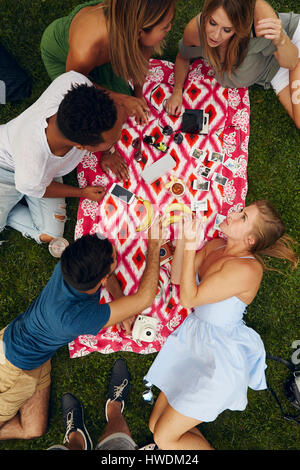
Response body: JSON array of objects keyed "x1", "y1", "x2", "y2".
[{"x1": 132, "y1": 315, "x2": 159, "y2": 343}]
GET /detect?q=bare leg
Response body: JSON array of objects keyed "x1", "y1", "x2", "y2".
[
  {"x1": 149, "y1": 392, "x2": 206, "y2": 444},
  {"x1": 149, "y1": 391, "x2": 169, "y2": 433},
  {"x1": 65, "y1": 394, "x2": 132, "y2": 450},
  {"x1": 277, "y1": 58, "x2": 300, "y2": 128},
  {"x1": 0, "y1": 385, "x2": 50, "y2": 440},
  {"x1": 152, "y1": 400, "x2": 214, "y2": 450},
  {"x1": 67, "y1": 431, "x2": 86, "y2": 450},
  {"x1": 98, "y1": 400, "x2": 131, "y2": 444}
]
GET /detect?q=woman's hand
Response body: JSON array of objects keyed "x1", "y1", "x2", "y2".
[
  {"x1": 100, "y1": 149, "x2": 129, "y2": 180},
  {"x1": 256, "y1": 16, "x2": 298, "y2": 70},
  {"x1": 81, "y1": 185, "x2": 106, "y2": 202},
  {"x1": 119, "y1": 94, "x2": 150, "y2": 125},
  {"x1": 183, "y1": 215, "x2": 205, "y2": 251},
  {"x1": 165, "y1": 89, "x2": 183, "y2": 116},
  {"x1": 256, "y1": 18, "x2": 285, "y2": 46}
]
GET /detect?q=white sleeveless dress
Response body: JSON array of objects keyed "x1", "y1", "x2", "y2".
[{"x1": 144, "y1": 256, "x2": 267, "y2": 422}]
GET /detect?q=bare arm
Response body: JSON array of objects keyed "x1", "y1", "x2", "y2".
[
  {"x1": 171, "y1": 215, "x2": 207, "y2": 284},
  {"x1": 43, "y1": 181, "x2": 106, "y2": 202},
  {"x1": 254, "y1": 0, "x2": 298, "y2": 70},
  {"x1": 171, "y1": 238, "x2": 207, "y2": 285},
  {"x1": 180, "y1": 252, "x2": 262, "y2": 308},
  {"x1": 103, "y1": 222, "x2": 162, "y2": 328},
  {"x1": 178, "y1": 218, "x2": 262, "y2": 307},
  {"x1": 105, "y1": 273, "x2": 135, "y2": 334},
  {"x1": 165, "y1": 52, "x2": 191, "y2": 116},
  {"x1": 170, "y1": 238, "x2": 185, "y2": 284},
  {"x1": 105, "y1": 273, "x2": 123, "y2": 300},
  {"x1": 165, "y1": 16, "x2": 200, "y2": 116},
  {"x1": 66, "y1": 36, "x2": 150, "y2": 123}
]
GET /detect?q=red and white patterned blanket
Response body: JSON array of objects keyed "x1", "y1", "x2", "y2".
[{"x1": 69, "y1": 58, "x2": 250, "y2": 358}]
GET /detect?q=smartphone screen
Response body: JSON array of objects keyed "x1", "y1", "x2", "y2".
[{"x1": 110, "y1": 184, "x2": 135, "y2": 204}]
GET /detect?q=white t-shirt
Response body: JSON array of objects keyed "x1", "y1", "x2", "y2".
[{"x1": 0, "y1": 71, "x2": 93, "y2": 198}]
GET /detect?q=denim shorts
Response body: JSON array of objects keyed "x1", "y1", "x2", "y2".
[{"x1": 0, "y1": 166, "x2": 66, "y2": 243}]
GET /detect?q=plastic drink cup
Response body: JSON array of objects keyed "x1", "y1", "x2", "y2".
[{"x1": 48, "y1": 237, "x2": 69, "y2": 258}]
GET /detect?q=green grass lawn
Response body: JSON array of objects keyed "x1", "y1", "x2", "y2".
[{"x1": 0, "y1": 0, "x2": 299, "y2": 451}]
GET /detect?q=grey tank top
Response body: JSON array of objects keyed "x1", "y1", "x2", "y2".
[{"x1": 179, "y1": 11, "x2": 300, "y2": 89}]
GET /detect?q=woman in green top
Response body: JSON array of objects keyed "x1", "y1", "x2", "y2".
[
  {"x1": 165, "y1": 0, "x2": 300, "y2": 129},
  {"x1": 41, "y1": 0, "x2": 176, "y2": 125}
]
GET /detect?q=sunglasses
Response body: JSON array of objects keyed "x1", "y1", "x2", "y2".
[
  {"x1": 215, "y1": 125, "x2": 241, "y2": 150},
  {"x1": 142, "y1": 378, "x2": 154, "y2": 405},
  {"x1": 132, "y1": 137, "x2": 143, "y2": 162}
]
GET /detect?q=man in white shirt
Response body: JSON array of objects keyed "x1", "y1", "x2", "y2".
[{"x1": 0, "y1": 70, "x2": 128, "y2": 244}]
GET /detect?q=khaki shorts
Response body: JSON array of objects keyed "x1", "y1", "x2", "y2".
[{"x1": 0, "y1": 328, "x2": 51, "y2": 423}]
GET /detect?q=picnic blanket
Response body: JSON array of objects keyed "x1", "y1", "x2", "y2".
[{"x1": 69, "y1": 58, "x2": 250, "y2": 358}]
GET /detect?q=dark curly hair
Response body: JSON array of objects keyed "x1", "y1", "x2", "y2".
[
  {"x1": 56, "y1": 84, "x2": 117, "y2": 146},
  {"x1": 60, "y1": 234, "x2": 114, "y2": 291}
]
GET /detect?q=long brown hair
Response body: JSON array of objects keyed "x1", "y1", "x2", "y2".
[
  {"x1": 250, "y1": 200, "x2": 298, "y2": 272},
  {"x1": 199, "y1": 0, "x2": 255, "y2": 77},
  {"x1": 102, "y1": 0, "x2": 177, "y2": 86}
]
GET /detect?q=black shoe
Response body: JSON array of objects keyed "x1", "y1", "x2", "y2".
[
  {"x1": 61, "y1": 393, "x2": 93, "y2": 450},
  {"x1": 105, "y1": 358, "x2": 130, "y2": 421}
]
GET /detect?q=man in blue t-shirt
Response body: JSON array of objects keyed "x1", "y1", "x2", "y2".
[{"x1": 0, "y1": 224, "x2": 163, "y2": 441}]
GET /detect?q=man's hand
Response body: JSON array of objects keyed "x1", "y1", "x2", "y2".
[
  {"x1": 100, "y1": 149, "x2": 129, "y2": 181},
  {"x1": 116, "y1": 315, "x2": 136, "y2": 335},
  {"x1": 147, "y1": 216, "x2": 166, "y2": 248},
  {"x1": 81, "y1": 185, "x2": 106, "y2": 202}
]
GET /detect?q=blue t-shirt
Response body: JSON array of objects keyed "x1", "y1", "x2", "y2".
[{"x1": 3, "y1": 262, "x2": 110, "y2": 370}]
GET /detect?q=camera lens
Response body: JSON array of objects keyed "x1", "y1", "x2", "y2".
[
  {"x1": 160, "y1": 248, "x2": 166, "y2": 257},
  {"x1": 174, "y1": 133, "x2": 183, "y2": 144},
  {"x1": 146, "y1": 330, "x2": 152, "y2": 337},
  {"x1": 163, "y1": 125, "x2": 173, "y2": 135},
  {"x1": 132, "y1": 137, "x2": 140, "y2": 149}
]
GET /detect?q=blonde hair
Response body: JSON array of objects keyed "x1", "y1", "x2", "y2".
[
  {"x1": 199, "y1": 0, "x2": 255, "y2": 78},
  {"x1": 250, "y1": 200, "x2": 298, "y2": 272},
  {"x1": 102, "y1": 0, "x2": 177, "y2": 86}
]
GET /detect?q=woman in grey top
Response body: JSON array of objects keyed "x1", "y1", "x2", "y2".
[{"x1": 166, "y1": 0, "x2": 300, "y2": 128}]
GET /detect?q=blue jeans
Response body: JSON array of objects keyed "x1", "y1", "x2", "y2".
[{"x1": 0, "y1": 166, "x2": 66, "y2": 243}]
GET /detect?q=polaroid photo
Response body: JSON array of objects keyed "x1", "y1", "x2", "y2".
[
  {"x1": 192, "y1": 179, "x2": 210, "y2": 191},
  {"x1": 212, "y1": 173, "x2": 228, "y2": 186},
  {"x1": 213, "y1": 213, "x2": 226, "y2": 231},
  {"x1": 223, "y1": 158, "x2": 239, "y2": 173},
  {"x1": 192, "y1": 148, "x2": 206, "y2": 161},
  {"x1": 208, "y1": 151, "x2": 224, "y2": 163},
  {"x1": 198, "y1": 166, "x2": 212, "y2": 179},
  {"x1": 191, "y1": 199, "x2": 208, "y2": 212}
]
